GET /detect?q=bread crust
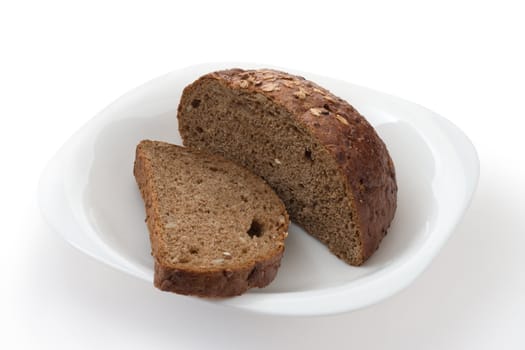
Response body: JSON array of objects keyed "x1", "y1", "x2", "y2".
[
  {"x1": 153, "y1": 251, "x2": 283, "y2": 297},
  {"x1": 134, "y1": 141, "x2": 287, "y2": 297},
  {"x1": 179, "y1": 69, "x2": 397, "y2": 264}
]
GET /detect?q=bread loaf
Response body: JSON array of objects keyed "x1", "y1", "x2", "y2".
[
  {"x1": 177, "y1": 69, "x2": 397, "y2": 265},
  {"x1": 133, "y1": 140, "x2": 289, "y2": 296}
]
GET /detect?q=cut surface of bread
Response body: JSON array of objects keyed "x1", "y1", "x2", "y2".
[
  {"x1": 177, "y1": 69, "x2": 397, "y2": 266},
  {"x1": 133, "y1": 140, "x2": 289, "y2": 297}
]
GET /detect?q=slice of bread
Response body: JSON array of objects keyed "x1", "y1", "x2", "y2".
[
  {"x1": 177, "y1": 69, "x2": 397, "y2": 266},
  {"x1": 133, "y1": 140, "x2": 289, "y2": 297}
]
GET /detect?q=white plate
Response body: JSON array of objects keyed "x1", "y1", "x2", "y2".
[{"x1": 38, "y1": 63, "x2": 479, "y2": 316}]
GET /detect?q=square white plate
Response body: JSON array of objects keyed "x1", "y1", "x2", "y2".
[{"x1": 38, "y1": 63, "x2": 479, "y2": 316}]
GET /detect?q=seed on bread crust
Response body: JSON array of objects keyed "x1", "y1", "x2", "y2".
[
  {"x1": 239, "y1": 80, "x2": 249, "y2": 88},
  {"x1": 310, "y1": 107, "x2": 329, "y2": 116},
  {"x1": 335, "y1": 114, "x2": 349, "y2": 125},
  {"x1": 261, "y1": 82, "x2": 279, "y2": 92},
  {"x1": 293, "y1": 88, "x2": 308, "y2": 99}
]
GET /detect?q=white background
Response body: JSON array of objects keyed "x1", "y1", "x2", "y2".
[{"x1": 1, "y1": 1, "x2": 524, "y2": 349}]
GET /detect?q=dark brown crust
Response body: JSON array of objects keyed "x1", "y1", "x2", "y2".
[
  {"x1": 180, "y1": 69, "x2": 397, "y2": 264},
  {"x1": 133, "y1": 141, "x2": 287, "y2": 297},
  {"x1": 154, "y1": 250, "x2": 283, "y2": 297}
]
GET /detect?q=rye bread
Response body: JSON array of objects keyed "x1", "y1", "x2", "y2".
[
  {"x1": 133, "y1": 140, "x2": 289, "y2": 297},
  {"x1": 177, "y1": 68, "x2": 397, "y2": 266}
]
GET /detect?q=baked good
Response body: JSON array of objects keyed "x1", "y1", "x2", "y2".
[
  {"x1": 177, "y1": 68, "x2": 397, "y2": 265},
  {"x1": 133, "y1": 140, "x2": 289, "y2": 296}
]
